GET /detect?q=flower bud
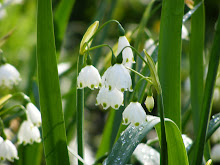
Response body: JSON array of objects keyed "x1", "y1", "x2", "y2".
[
  {"x1": 79, "y1": 21, "x2": 99, "y2": 55},
  {"x1": 145, "y1": 96, "x2": 154, "y2": 112}
]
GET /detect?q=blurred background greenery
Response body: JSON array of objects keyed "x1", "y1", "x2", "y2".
[{"x1": 0, "y1": 0, "x2": 220, "y2": 164}]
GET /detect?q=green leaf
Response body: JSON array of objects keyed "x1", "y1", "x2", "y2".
[
  {"x1": 192, "y1": 13, "x2": 220, "y2": 165},
  {"x1": 104, "y1": 116, "x2": 188, "y2": 165},
  {"x1": 158, "y1": 0, "x2": 185, "y2": 129},
  {"x1": 189, "y1": 0, "x2": 205, "y2": 136},
  {"x1": 206, "y1": 113, "x2": 220, "y2": 140},
  {"x1": 36, "y1": 0, "x2": 70, "y2": 164}
]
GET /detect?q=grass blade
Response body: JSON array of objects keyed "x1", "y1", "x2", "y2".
[
  {"x1": 158, "y1": 0, "x2": 184, "y2": 129},
  {"x1": 192, "y1": 14, "x2": 220, "y2": 165},
  {"x1": 37, "y1": 0, "x2": 70, "y2": 164},
  {"x1": 189, "y1": 0, "x2": 205, "y2": 135},
  {"x1": 104, "y1": 116, "x2": 188, "y2": 165}
]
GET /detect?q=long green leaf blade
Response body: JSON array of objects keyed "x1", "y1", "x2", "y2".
[
  {"x1": 158, "y1": 0, "x2": 185, "y2": 129},
  {"x1": 104, "y1": 116, "x2": 188, "y2": 165},
  {"x1": 189, "y1": 0, "x2": 205, "y2": 135},
  {"x1": 192, "y1": 14, "x2": 220, "y2": 165},
  {"x1": 37, "y1": 0, "x2": 70, "y2": 164}
]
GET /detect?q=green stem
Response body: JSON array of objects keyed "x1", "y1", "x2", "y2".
[
  {"x1": 0, "y1": 118, "x2": 7, "y2": 139},
  {"x1": 0, "y1": 104, "x2": 26, "y2": 116},
  {"x1": 192, "y1": 13, "x2": 220, "y2": 165},
  {"x1": 125, "y1": 67, "x2": 153, "y2": 84},
  {"x1": 76, "y1": 55, "x2": 84, "y2": 165},
  {"x1": 89, "y1": 44, "x2": 114, "y2": 56},
  {"x1": 158, "y1": 93, "x2": 168, "y2": 165},
  {"x1": 85, "y1": 20, "x2": 124, "y2": 48}
]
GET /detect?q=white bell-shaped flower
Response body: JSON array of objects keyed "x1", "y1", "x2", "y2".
[
  {"x1": 104, "y1": 64, "x2": 133, "y2": 92},
  {"x1": 0, "y1": 63, "x2": 21, "y2": 89},
  {"x1": 96, "y1": 86, "x2": 124, "y2": 110},
  {"x1": 100, "y1": 66, "x2": 112, "y2": 87},
  {"x1": 122, "y1": 102, "x2": 147, "y2": 126},
  {"x1": 77, "y1": 65, "x2": 101, "y2": 90},
  {"x1": 0, "y1": 137, "x2": 19, "y2": 162},
  {"x1": 117, "y1": 36, "x2": 135, "y2": 65},
  {"x1": 18, "y1": 120, "x2": 41, "y2": 145},
  {"x1": 26, "y1": 103, "x2": 42, "y2": 127}
]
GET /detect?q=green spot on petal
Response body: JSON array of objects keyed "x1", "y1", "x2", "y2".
[
  {"x1": 135, "y1": 122, "x2": 139, "y2": 126},
  {"x1": 103, "y1": 102, "x2": 107, "y2": 107},
  {"x1": 109, "y1": 86, "x2": 112, "y2": 90},
  {"x1": 99, "y1": 83, "x2": 102, "y2": 87},
  {"x1": 125, "y1": 118, "x2": 128, "y2": 123},
  {"x1": 80, "y1": 82, "x2": 83, "y2": 88},
  {"x1": 126, "y1": 58, "x2": 129, "y2": 62},
  {"x1": 115, "y1": 104, "x2": 118, "y2": 108},
  {"x1": 121, "y1": 88, "x2": 125, "y2": 92},
  {"x1": 91, "y1": 84, "x2": 94, "y2": 89}
]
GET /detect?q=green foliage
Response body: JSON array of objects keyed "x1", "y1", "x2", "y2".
[
  {"x1": 36, "y1": 0, "x2": 70, "y2": 164},
  {"x1": 104, "y1": 116, "x2": 188, "y2": 165}
]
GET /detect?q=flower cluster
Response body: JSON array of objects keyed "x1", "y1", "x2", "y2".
[
  {"x1": 77, "y1": 33, "x2": 156, "y2": 127},
  {"x1": 77, "y1": 36, "x2": 134, "y2": 110},
  {"x1": 17, "y1": 102, "x2": 42, "y2": 145}
]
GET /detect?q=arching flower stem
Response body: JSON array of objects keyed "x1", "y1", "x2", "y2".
[
  {"x1": 85, "y1": 20, "x2": 124, "y2": 47},
  {"x1": 88, "y1": 44, "x2": 114, "y2": 57},
  {"x1": 0, "y1": 104, "x2": 26, "y2": 116},
  {"x1": 125, "y1": 66, "x2": 153, "y2": 85}
]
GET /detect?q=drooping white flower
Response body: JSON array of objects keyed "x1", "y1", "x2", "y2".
[
  {"x1": 100, "y1": 66, "x2": 112, "y2": 87},
  {"x1": 18, "y1": 120, "x2": 41, "y2": 145},
  {"x1": 96, "y1": 86, "x2": 124, "y2": 110},
  {"x1": 77, "y1": 65, "x2": 101, "y2": 90},
  {"x1": 104, "y1": 64, "x2": 133, "y2": 92},
  {"x1": 26, "y1": 103, "x2": 42, "y2": 127},
  {"x1": 0, "y1": 63, "x2": 21, "y2": 89},
  {"x1": 145, "y1": 96, "x2": 154, "y2": 112},
  {"x1": 122, "y1": 102, "x2": 147, "y2": 126},
  {"x1": 0, "y1": 137, "x2": 18, "y2": 162},
  {"x1": 117, "y1": 36, "x2": 135, "y2": 65}
]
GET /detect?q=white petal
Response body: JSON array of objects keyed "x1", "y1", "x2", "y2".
[
  {"x1": 0, "y1": 63, "x2": 21, "y2": 89},
  {"x1": 122, "y1": 102, "x2": 147, "y2": 126},
  {"x1": 77, "y1": 65, "x2": 101, "y2": 90},
  {"x1": 105, "y1": 64, "x2": 132, "y2": 92},
  {"x1": 117, "y1": 36, "x2": 135, "y2": 65},
  {"x1": 96, "y1": 87, "x2": 124, "y2": 110},
  {"x1": 18, "y1": 120, "x2": 41, "y2": 145},
  {"x1": 26, "y1": 103, "x2": 42, "y2": 127},
  {"x1": 0, "y1": 139, "x2": 18, "y2": 162},
  {"x1": 108, "y1": 88, "x2": 124, "y2": 109},
  {"x1": 101, "y1": 66, "x2": 112, "y2": 87}
]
